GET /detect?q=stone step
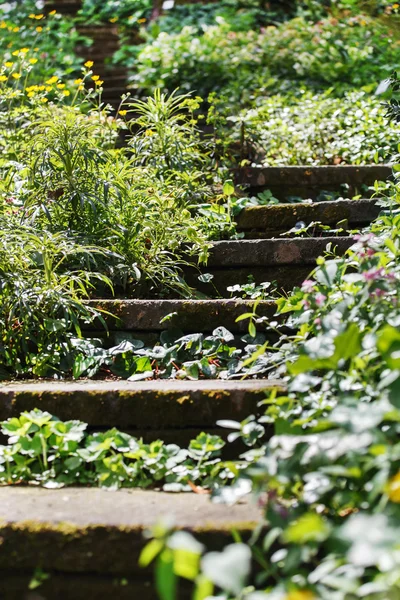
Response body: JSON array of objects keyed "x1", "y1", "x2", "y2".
[
  {"x1": 236, "y1": 198, "x2": 381, "y2": 238},
  {"x1": 0, "y1": 487, "x2": 261, "y2": 597},
  {"x1": 1, "y1": 573, "x2": 153, "y2": 600},
  {"x1": 189, "y1": 236, "x2": 354, "y2": 295},
  {"x1": 236, "y1": 165, "x2": 392, "y2": 200},
  {"x1": 0, "y1": 380, "x2": 283, "y2": 438},
  {"x1": 88, "y1": 299, "x2": 277, "y2": 334}
]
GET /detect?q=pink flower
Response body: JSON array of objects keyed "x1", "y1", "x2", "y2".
[
  {"x1": 370, "y1": 288, "x2": 386, "y2": 300},
  {"x1": 301, "y1": 279, "x2": 315, "y2": 293},
  {"x1": 315, "y1": 293, "x2": 326, "y2": 306},
  {"x1": 353, "y1": 233, "x2": 375, "y2": 244},
  {"x1": 363, "y1": 267, "x2": 385, "y2": 281}
]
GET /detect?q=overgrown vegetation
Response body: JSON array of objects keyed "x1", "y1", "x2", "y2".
[
  {"x1": 0, "y1": 52, "x2": 233, "y2": 378},
  {"x1": 2, "y1": 2, "x2": 400, "y2": 598}
]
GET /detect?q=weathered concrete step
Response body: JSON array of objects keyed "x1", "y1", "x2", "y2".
[
  {"x1": 236, "y1": 198, "x2": 381, "y2": 237},
  {"x1": 88, "y1": 299, "x2": 276, "y2": 332},
  {"x1": 236, "y1": 165, "x2": 392, "y2": 200},
  {"x1": 0, "y1": 488, "x2": 261, "y2": 579},
  {"x1": 0, "y1": 380, "x2": 283, "y2": 433},
  {"x1": 188, "y1": 236, "x2": 354, "y2": 294}
]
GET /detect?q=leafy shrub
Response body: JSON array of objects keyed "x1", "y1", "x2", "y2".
[
  {"x1": 149, "y1": 0, "x2": 290, "y2": 37},
  {"x1": 0, "y1": 63, "x2": 236, "y2": 377},
  {"x1": 131, "y1": 13, "x2": 400, "y2": 99},
  {"x1": 220, "y1": 90, "x2": 399, "y2": 166},
  {"x1": 0, "y1": 223, "x2": 108, "y2": 378},
  {"x1": 78, "y1": 0, "x2": 151, "y2": 26}
]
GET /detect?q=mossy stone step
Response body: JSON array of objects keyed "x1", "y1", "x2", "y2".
[
  {"x1": 236, "y1": 198, "x2": 381, "y2": 238},
  {"x1": 236, "y1": 165, "x2": 391, "y2": 200},
  {"x1": 88, "y1": 299, "x2": 277, "y2": 333},
  {"x1": 0, "y1": 488, "x2": 261, "y2": 594},
  {"x1": 188, "y1": 236, "x2": 354, "y2": 294},
  {"x1": 0, "y1": 380, "x2": 283, "y2": 437}
]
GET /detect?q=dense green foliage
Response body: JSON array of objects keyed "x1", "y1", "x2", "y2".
[
  {"x1": 131, "y1": 13, "x2": 399, "y2": 98},
  {"x1": 216, "y1": 91, "x2": 399, "y2": 166},
  {"x1": 141, "y1": 174, "x2": 400, "y2": 599},
  {"x1": 0, "y1": 66, "x2": 233, "y2": 378},
  {"x1": 0, "y1": 409, "x2": 232, "y2": 490}
]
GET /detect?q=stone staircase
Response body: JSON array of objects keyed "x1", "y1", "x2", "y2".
[{"x1": 0, "y1": 165, "x2": 391, "y2": 599}]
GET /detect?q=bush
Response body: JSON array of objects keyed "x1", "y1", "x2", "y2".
[{"x1": 131, "y1": 13, "x2": 400, "y2": 99}]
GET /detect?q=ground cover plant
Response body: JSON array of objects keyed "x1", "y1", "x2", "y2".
[
  {"x1": 215, "y1": 90, "x2": 400, "y2": 167},
  {"x1": 0, "y1": 408, "x2": 234, "y2": 491}
]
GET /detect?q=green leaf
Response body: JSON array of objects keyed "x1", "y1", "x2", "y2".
[
  {"x1": 193, "y1": 575, "x2": 214, "y2": 600},
  {"x1": 223, "y1": 179, "x2": 235, "y2": 196},
  {"x1": 156, "y1": 549, "x2": 177, "y2": 600},
  {"x1": 139, "y1": 539, "x2": 164, "y2": 568},
  {"x1": 283, "y1": 513, "x2": 331, "y2": 545}
]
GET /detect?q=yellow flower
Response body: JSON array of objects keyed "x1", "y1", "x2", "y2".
[
  {"x1": 95, "y1": 79, "x2": 104, "y2": 86},
  {"x1": 13, "y1": 27, "x2": 19, "y2": 32},
  {"x1": 109, "y1": 17, "x2": 118, "y2": 23},
  {"x1": 45, "y1": 86, "x2": 52, "y2": 92},
  {"x1": 386, "y1": 472, "x2": 400, "y2": 502},
  {"x1": 74, "y1": 78, "x2": 83, "y2": 85},
  {"x1": 20, "y1": 48, "x2": 29, "y2": 54},
  {"x1": 91, "y1": 75, "x2": 100, "y2": 81},
  {"x1": 394, "y1": 2, "x2": 400, "y2": 8},
  {"x1": 78, "y1": 85, "x2": 84, "y2": 91},
  {"x1": 62, "y1": 90, "x2": 71, "y2": 96},
  {"x1": 57, "y1": 83, "x2": 65, "y2": 89},
  {"x1": 35, "y1": 14, "x2": 44, "y2": 20},
  {"x1": 46, "y1": 76, "x2": 58, "y2": 85},
  {"x1": 40, "y1": 97, "x2": 48, "y2": 103},
  {"x1": 49, "y1": 10, "x2": 57, "y2": 15},
  {"x1": 84, "y1": 60, "x2": 94, "y2": 68},
  {"x1": 28, "y1": 14, "x2": 36, "y2": 18},
  {"x1": 12, "y1": 50, "x2": 20, "y2": 56},
  {"x1": 0, "y1": 21, "x2": 7, "y2": 29},
  {"x1": 4, "y1": 62, "x2": 13, "y2": 68},
  {"x1": 145, "y1": 129, "x2": 154, "y2": 137},
  {"x1": 36, "y1": 26, "x2": 43, "y2": 32},
  {"x1": 285, "y1": 591, "x2": 315, "y2": 600},
  {"x1": 27, "y1": 91, "x2": 35, "y2": 98},
  {"x1": 119, "y1": 110, "x2": 127, "y2": 116},
  {"x1": 0, "y1": 75, "x2": 7, "y2": 82},
  {"x1": 11, "y1": 73, "x2": 21, "y2": 79},
  {"x1": 29, "y1": 58, "x2": 38, "y2": 65},
  {"x1": 138, "y1": 18, "x2": 147, "y2": 23}
]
